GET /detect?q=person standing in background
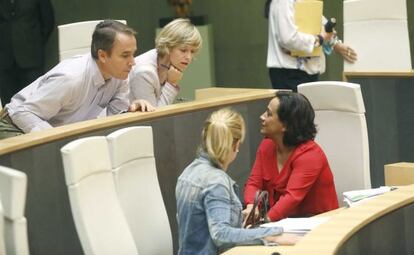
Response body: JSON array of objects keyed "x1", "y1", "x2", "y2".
[
  {"x1": 128, "y1": 18, "x2": 202, "y2": 107},
  {"x1": 0, "y1": 0, "x2": 55, "y2": 106},
  {"x1": 265, "y1": 0, "x2": 357, "y2": 92}
]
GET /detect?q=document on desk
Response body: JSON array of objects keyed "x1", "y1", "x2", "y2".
[
  {"x1": 260, "y1": 217, "x2": 330, "y2": 234},
  {"x1": 343, "y1": 186, "x2": 395, "y2": 207}
]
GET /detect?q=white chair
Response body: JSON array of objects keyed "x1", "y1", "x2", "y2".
[
  {"x1": 298, "y1": 82, "x2": 371, "y2": 205},
  {"x1": 0, "y1": 166, "x2": 29, "y2": 255},
  {"x1": 60, "y1": 137, "x2": 138, "y2": 255},
  {"x1": 58, "y1": 20, "x2": 126, "y2": 61},
  {"x1": 343, "y1": 0, "x2": 411, "y2": 71},
  {"x1": 0, "y1": 198, "x2": 5, "y2": 255},
  {"x1": 107, "y1": 127, "x2": 173, "y2": 255},
  {"x1": 344, "y1": 0, "x2": 407, "y2": 22}
]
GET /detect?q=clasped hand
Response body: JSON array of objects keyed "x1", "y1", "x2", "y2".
[{"x1": 167, "y1": 65, "x2": 183, "y2": 86}]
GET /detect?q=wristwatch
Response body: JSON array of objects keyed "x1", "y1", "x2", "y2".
[{"x1": 314, "y1": 34, "x2": 324, "y2": 47}]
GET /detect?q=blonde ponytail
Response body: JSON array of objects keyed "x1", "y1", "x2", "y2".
[{"x1": 201, "y1": 108, "x2": 245, "y2": 168}]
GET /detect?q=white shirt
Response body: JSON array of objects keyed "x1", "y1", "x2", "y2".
[
  {"x1": 266, "y1": 0, "x2": 326, "y2": 74},
  {"x1": 6, "y1": 54, "x2": 130, "y2": 133},
  {"x1": 129, "y1": 49, "x2": 179, "y2": 107}
]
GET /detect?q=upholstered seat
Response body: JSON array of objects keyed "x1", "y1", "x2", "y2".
[
  {"x1": 298, "y1": 81, "x2": 371, "y2": 204},
  {"x1": 0, "y1": 166, "x2": 29, "y2": 255},
  {"x1": 107, "y1": 126, "x2": 173, "y2": 255},
  {"x1": 61, "y1": 137, "x2": 138, "y2": 255},
  {"x1": 58, "y1": 20, "x2": 126, "y2": 61},
  {"x1": 0, "y1": 198, "x2": 5, "y2": 255},
  {"x1": 343, "y1": 0, "x2": 411, "y2": 71}
]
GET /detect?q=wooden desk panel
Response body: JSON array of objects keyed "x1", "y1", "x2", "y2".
[
  {"x1": 223, "y1": 184, "x2": 414, "y2": 255},
  {"x1": 0, "y1": 88, "x2": 276, "y2": 255}
]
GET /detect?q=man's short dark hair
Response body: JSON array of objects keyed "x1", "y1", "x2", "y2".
[
  {"x1": 275, "y1": 91, "x2": 317, "y2": 147},
  {"x1": 91, "y1": 20, "x2": 136, "y2": 59}
]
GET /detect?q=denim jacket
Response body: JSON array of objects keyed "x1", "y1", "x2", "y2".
[{"x1": 176, "y1": 153, "x2": 282, "y2": 255}]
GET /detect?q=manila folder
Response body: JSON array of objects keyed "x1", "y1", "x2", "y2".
[{"x1": 291, "y1": 0, "x2": 323, "y2": 57}]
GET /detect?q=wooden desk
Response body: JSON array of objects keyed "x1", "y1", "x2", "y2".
[
  {"x1": 0, "y1": 88, "x2": 276, "y2": 255},
  {"x1": 223, "y1": 184, "x2": 414, "y2": 255}
]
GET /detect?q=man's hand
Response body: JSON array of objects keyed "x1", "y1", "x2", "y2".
[
  {"x1": 334, "y1": 42, "x2": 357, "y2": 63},
  {"x1": 264, "y1": 233, "x2": 302, "y2": 246},
  {"x1": 167, "y1": 65, "x2": 183, "y2": 86},
  {"x1": 128, "y1": 99, "x2": 155, "y2": 112}
]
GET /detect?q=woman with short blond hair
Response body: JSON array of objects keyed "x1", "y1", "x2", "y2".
[{"x1": 129, "y1": 18, "x2": 202, "y2": 107}]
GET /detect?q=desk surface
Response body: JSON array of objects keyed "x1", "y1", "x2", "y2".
[
  {"x1": 0, "y1": 88, "x2": 276, "y2": 155},
  {"x1": 343, "y1": 70, "x2": 414, "y2": 81},
  {"x1": 223, "y1": 184, "x2": 414, "y2": 255},
  {"x1": 0, "y1": 88, "x2": 278, "y2": 255}
]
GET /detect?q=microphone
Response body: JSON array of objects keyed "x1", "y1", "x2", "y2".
[{"x1": 324, "y1": 17, "x2": 336, "y2": 33}]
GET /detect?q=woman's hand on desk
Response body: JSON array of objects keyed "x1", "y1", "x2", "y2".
[
  {"x1": 264, "y1": 233, "x2": 302, "y2": 246},
  {"x1": 129, "y1": 99, "x2": 156, "y2": 112},
  {"x1": 242, "y1": 204, "x2": 259, "y2": 227}
]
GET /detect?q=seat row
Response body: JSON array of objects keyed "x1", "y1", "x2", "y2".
[
  {"x1": 60, "y1": 126, "x2": 173, "y2": 255},
  {"x1": 0, "y1": 126, "x2": 173, "y2": 255}
]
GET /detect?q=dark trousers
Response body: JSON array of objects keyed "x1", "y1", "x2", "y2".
[
  {"x1": 0, "y1": 109, "x2": 24, "y2": 139},
  {"x1": 0, "y1": 61, "x2": 43, "y2": 106},
  {"x1": 268, "y1": 68, "x2": 319, "y2": 92}
]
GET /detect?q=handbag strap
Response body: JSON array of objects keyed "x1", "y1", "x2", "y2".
[{"x1": 244, "y1": 190, "x2": 269, "y2": 228}]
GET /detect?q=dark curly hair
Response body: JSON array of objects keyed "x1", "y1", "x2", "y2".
[{"x1": 275, "y1": 91, "x2": 317, "y2": 147}]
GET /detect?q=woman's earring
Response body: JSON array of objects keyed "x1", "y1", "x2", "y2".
[{"x1": 236, "y1": 149, "x2": 239, "y2": 153}]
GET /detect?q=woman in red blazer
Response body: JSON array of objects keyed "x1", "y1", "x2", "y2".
[{"x1": 243, "y1": 91, "x2": 338, "y2": 222}]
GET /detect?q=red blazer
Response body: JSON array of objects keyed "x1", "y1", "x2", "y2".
[{"x1": 244, "y1": 139, "x2": 338, "y2": 221}]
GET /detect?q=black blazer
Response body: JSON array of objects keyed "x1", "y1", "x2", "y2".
[{"x1": 0, "y1": 0, "x2": 55, "y2": 69}]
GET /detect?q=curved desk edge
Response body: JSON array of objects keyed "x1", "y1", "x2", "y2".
[
  {"x1": 289, "y1": 184, "x2": 414, "y2": 255},
  {"x1": 222, "y1": 185, "x2": 414, "y2": 255},
  {"x1": 343, "y1": 71, "x2": 414, "y2": 81},
  {"x1": 0, "y1": 89, "x2": 276, "y2": 155}
]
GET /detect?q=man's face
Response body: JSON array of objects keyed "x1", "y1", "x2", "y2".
[{"x1": 99, "y1": 32, "x2": 137, "y2": 80}]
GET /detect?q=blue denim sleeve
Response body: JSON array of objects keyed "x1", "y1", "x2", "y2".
[{"x1": 203, "y1": 183, "x2": 283, "y2": 247}]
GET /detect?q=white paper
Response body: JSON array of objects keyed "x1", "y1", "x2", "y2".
[
  {"x1": 343, "y1": 186, "x2": 392, "y2": 203},
  {"x1": 260, "y1": 217, "x2": 330, "y2": 234}
]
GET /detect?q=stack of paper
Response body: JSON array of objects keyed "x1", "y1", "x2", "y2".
[
  {"x1": 260, "y1": 217, "x2": 330, "y2": 234},
  {"x1": 343, "y1": 186, "x2": 395, "y2": 207}
]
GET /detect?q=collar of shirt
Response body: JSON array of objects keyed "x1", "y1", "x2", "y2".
[{"x1": 88, "y1": 54, "x2": 108, "y2": 88}]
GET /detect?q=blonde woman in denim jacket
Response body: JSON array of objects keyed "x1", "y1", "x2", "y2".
[{"x1": 176, "y1": 108, "x2": 300, "y2": 255}]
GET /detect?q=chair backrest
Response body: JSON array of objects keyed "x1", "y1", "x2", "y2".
[
  {"x1": 343, "y1": 0, "x2": 411, "y2": 71},
  {"x1": 0, "y1": 196, "x2": 5, "y2": 255},
  {"x1": 58, "y1": 20, "x2": 126, "y2": 61},
  {"x1": 60, "y1": 137, "x2": 138, "y2": 255},
  {"x1": 107, "y1": 126, "x2": 173, "y2": 255},
  {"x1": 0, "y1": 166, "x2": 29, "y2": 255},
  {"x1": 298, "y1": 82, "x2": 371, "y2": 204}
]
